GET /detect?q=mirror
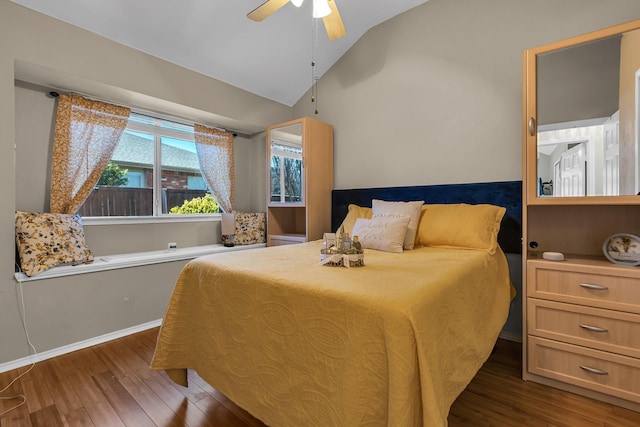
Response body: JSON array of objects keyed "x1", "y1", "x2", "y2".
[
  {"x1": 532, "y1": 22, "x2": 640, "y2": 198},
  {"x1": 269, "y1": 122, "x2": 303, "y2": 204}
]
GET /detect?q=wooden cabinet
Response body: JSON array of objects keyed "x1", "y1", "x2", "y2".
[
  {"x1": 266, "y1": 117, "x2": 333, "y2": 246},
  {"x1": 526, "y1": 259, "x2": 640, "y2": 406},
  {"x1": 522, "y1": 19, "x2": 640, "y2": 412}
]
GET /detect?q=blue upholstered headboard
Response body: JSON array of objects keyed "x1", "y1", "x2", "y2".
[{"x1": 331, "y1": 180, "x2": 522, "y2": 254}]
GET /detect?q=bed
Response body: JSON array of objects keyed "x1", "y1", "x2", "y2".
[{"x1": 151, "y1": 180, "x2": 522, "y2": 427}]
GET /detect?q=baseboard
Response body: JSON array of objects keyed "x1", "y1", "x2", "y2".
[
  {"x1": 0, "y1": 319, "x2": 162, "y2": 374},
  {"x1": 499, "y1": 330, "x2": 522, "y2": 343}
]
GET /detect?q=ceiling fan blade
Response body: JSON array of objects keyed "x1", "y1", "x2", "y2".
[
  {"x1": 247, "y1": 0, "x2": 291, "y2": 22},
  {"x1": 322, "y1": 0, "x2": 346, "y2": 40}
]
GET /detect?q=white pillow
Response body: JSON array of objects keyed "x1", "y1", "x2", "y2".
[
  {"x1": 351, "y1": 215, "x2": 411, "y2": 253},
  {"x1": 371, "y1": 199, "x2": 424, "y2": 250}
]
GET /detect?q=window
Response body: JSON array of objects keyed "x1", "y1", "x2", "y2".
[
  {"x1": 77, "y1": 112, "x2": 219, "y2": 217},
  {"x1": 123, "y1": 171, "x2": 144, "y2": 188},
  {"x1": 270, "y1": 141, "x2": 303, "y2": 203},
  {"x1": 187, "y1": 176, "x2": 208, "y2": 190}
]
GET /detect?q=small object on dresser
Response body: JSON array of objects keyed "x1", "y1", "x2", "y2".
[
  {"x1": 603, "y1": 233, "x2": 640, "y2": 266},
  {"x1": 542, "y1": 251, "x2": 564, "y2": 261}
]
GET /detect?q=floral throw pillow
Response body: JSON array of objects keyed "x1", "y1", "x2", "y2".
[
  {"x1": 15, "y1": 211, "x2": 94, "y2": 277},
  {"x1": 220, "y1": 212, "x2": 266, "y2": 245}
]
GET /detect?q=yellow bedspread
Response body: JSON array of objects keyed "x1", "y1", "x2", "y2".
[{"x1": 151, "y1": 241, "x2": 512, "y2": 427}]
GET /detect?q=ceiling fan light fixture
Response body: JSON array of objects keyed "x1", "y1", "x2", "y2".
[
  {"x1": 291, "y1": 0, "x2": 304, "y2": 7},
  {"x1": 312, "y1": 0, "x2": 332, "y2": 18}
]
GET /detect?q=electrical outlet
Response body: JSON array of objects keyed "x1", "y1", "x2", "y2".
[{"x1": 168, "y1": 242, "x2": 177, "y2": 250}]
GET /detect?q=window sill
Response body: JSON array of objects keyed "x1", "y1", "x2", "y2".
[
  {"x1": 14, "y1": 243, "x2": 266, "y2": 282},
  {"x1": 82, "y1": 214, "x2": 220, "y2": 226}
]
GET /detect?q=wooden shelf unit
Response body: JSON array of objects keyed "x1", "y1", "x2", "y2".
[
  {"x1": 521, "y1": 19, "x2": 640, "y2": 413},
  {"x1": 266, "y1": 117, "x2": 333, "y2": 246}
]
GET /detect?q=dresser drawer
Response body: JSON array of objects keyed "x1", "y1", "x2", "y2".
[
  {"x1": 528, "y1": 299, "x2": 640, "y2": 358},
  {"x1": 527, "y1": 260, "x2": 640, "y2": 313},
  {"x1": 528, "y1": 336, "x2": 640, "y2": 403}
]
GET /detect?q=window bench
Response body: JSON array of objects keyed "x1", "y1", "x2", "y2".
[{"x1": 14, "y1": 243, "x2": 266, "y2": 282}]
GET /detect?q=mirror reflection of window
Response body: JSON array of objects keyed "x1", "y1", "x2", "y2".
[
  {"x1": 270, "y1": 155, "x2": 282, "y2": 202},
  {"x1": 270, "y1": 141, "x2": 303, "y2": 203},
  {"x1": 283, "y1": 157, "x2": 302, "y2": 202}
]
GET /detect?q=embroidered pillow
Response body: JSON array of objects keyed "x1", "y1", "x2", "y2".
[
  {"x1": 415, "y1": 203, "x2": 506, "y2": 254},
  {"x1": 351, "y1": 215, "x2": 411, "y2": 253},
  {"x1": 15, "y1": 211, "x2": 94, "y2": 277},
  {"x1": 371, "y1": 199, "x2": 424, "y2": 250}
]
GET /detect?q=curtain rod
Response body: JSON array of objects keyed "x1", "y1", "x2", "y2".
[{"x1": 46, "y1": 90, "x2": 239, "y2": 137}]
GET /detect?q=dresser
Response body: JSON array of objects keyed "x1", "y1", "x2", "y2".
[
  {"x1": 522, "y1": 19, "x2": 640, "y2": 412},
  {"x1": 526, "y1": 257, "x2": 640, "y2": 406}
]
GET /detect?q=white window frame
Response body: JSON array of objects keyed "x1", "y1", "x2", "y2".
[
  {"x1": 83, "y1": 111, "x2": 221, "y2": 225},
  {"x1": 270, "y1": 140, "x2": 303, "y2": 203}
]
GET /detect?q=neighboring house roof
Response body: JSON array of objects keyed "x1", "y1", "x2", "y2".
[{"x1": 111, "y1": 132, "x2": 200, "y2": 172}]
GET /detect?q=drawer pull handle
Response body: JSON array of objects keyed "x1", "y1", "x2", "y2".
[
  {"x1": 579, "y1": 365, "x2": 608, "y2": 375},
  {"x1": 578, "y1": 283, "x2": 609, "y2": 291},
  {"x1": 579, "y1": 324, "x2": 608, "y2": 333}
]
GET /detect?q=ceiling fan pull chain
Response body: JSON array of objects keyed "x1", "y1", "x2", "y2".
[
  {"x1": 311, "y1": 76, "x2": 318, "y2": 113},
  {"x1": 311, "y1": 59, "x2": 316, "y2": 104},
  {"x1": 311, "y1": 15, "x2": 319, "y2": 113}
]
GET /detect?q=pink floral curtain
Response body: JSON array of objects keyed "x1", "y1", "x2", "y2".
[
  {"x1": 50, "y1": 95, "x2": 131, "y2": 214},
  {"x1": 194, "y1": 124, "x2": 235, "y2": 213}
]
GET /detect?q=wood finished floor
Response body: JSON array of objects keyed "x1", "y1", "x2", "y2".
[{"x1": 1, "y1": 328, "x2": 640, "y2": 426}]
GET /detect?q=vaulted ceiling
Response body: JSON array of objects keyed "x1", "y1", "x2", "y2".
[{"x1": 10, "y1": 0, "x2": 430, "y2": 106}]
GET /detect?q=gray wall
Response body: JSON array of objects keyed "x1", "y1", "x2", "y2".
[
  {"x1": 3, "y1": 0, "x2": 640, "y2": 364},
  {"x1": 1, "y1": 0, "x2": 284, "y2": 365},
  {"x1": 294, "y1": 0, "x2": 640, "y2": 190},
  {"x1": 14, "y1": 80, "x2": 268, "y2": 255},
  {"x1": 292, "y1": 0, "x2": 640, "y2": 340}
]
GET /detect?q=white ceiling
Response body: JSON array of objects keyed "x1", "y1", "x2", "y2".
[{"x1": 10, "y1": 0, "x2": 429, "y2": 106}]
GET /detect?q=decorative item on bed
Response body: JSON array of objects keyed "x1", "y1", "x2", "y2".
[
  {"x1": 319, "y1": 226, "x2": 365, "y2": 267},
  {"x1": 151, "y1": 180, "x2": 521, "y2": 427}
]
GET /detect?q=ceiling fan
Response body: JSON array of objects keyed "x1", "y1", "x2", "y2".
[{"x1": 247, "y1": 0, "x2": 346, "y2": 40}]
